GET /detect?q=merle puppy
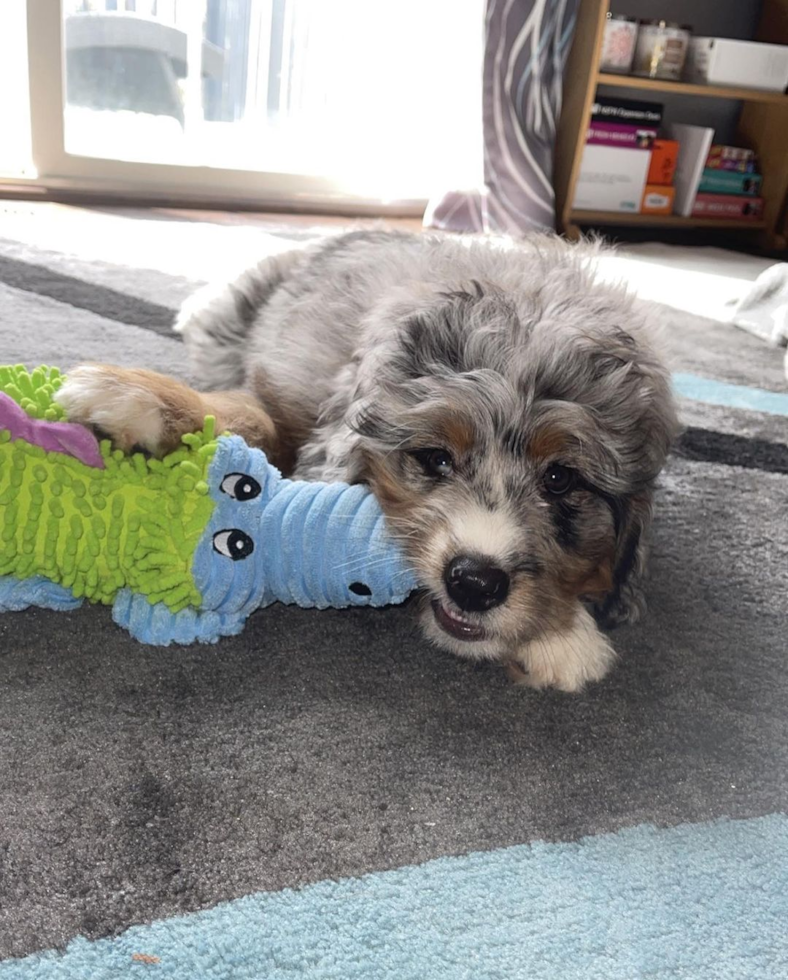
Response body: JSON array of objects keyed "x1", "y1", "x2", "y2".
[{"x1": 58, "y1": 230, "x2": 678, "y2": 691}]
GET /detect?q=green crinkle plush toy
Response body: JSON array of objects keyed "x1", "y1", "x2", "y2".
[{"x1": 0, "y1": 365, "x2": 416, "y2": 645}]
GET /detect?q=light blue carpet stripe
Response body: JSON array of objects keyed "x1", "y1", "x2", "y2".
[
  {"x1": 2, "y1": 814, "x2": 786, "y2": 980},
  {"x1": 673, "y1": 372, "x2": 788, "y2": 415}
]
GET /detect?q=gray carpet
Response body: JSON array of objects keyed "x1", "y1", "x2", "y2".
[{"x1": 0, "y1": 207, "x2": 786, "y2": 977}]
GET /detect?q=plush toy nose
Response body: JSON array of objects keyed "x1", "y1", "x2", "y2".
[{"x1": 444, "y1": 556, "x2": 510, "y2": 612}]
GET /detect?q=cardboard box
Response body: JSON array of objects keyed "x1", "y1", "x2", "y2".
[
  {"x1": 647, "y1": 139, "x2": 679, "y2": 185},
  {"x1": 573, "y1": 145, "x2": 651, "y2": 213},
  {"x1": 641, "y1": 184, "x2": 675, "y2": 215},
  {"x1": 698, "y1": 169, "x2": 762, "y2": 196},
  {"x1": 586, "y1": 122, "x2": 657, "y2": 148},
  {"x1": 691, "y1": 193, "x2": 764, "y2": 220},
  {"x1": 686, "y1": 37, "x2": 788, "y2": 93}
]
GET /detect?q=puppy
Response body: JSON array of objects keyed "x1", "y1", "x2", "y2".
[{"x1": 58, "y1": 230, "x2": 679, "y2": 691}]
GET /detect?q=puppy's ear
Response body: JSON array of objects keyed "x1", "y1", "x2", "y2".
[
  {"x1": 343, "y1": 396, "x2": 406, "y2": 486},
  {"x1": 593, "y1": 492, "x2": 653, "y2": 629}
]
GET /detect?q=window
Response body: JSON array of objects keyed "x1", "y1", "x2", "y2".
[
  {"x1": 7, "y1": 0, "x2": 482, "y2": 210},
  {"x1": 0, "y1": 2, "x2": 33, "y2": 176}
]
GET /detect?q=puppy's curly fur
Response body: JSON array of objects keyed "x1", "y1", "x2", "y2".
[{"x1": 58, "y1": 230, "x2": 679, "y2": 691}]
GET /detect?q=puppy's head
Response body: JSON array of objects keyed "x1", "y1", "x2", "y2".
[{"x1": 349, "y1": 259, "x2": 678, "y2": 660}]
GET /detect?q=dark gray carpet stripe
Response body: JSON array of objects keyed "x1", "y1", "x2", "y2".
[
  {"x1": 675, "y1": 427, "x2": 788, "y2": 475},
  {"x1": 0, "y1": 255, "x2": 178, "y2": 336}
]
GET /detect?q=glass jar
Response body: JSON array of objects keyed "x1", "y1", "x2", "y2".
[
  {"x1": 599, "y1": 13, "x2": 639, "y2": 74},
  {"x1": 633, "y1": 20, "x2": 692, "y2": 81}
]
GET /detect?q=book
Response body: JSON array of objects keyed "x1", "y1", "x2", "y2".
[
  {"x1": 707, "y1": 144, "x2": 755, "y2": 163},
  {"x1": 591, "y1": 96, "x2": 663, "y2": 127},
  {"x1": 667, "y1": 123, "x2": 715, "y2": 217},
  {"x1": 586, "y1": 122, "x2": 657, "y2": 149},
  {"x1": 573, "y1": 144, "x2": 651, "y2": 213},
  {"x1": 647, "y1": 140, "x2": 679, "y2": 186},
  {"x1": 705, "y1": 157, "x2": 758, "y2": 173},
  {"x1": 641, "y1": 184, "x2": 675, "y2": 215},
  {"x1": 697, "y1": 169, "x2": 762, "y2": 196},
  {"x1": 691, "y1": 193, "x2": 764, "y2": 220}
]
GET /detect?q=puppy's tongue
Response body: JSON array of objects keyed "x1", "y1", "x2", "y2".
[{"x1": 432, "y1": 600, "x2": 486, "y2": 641}]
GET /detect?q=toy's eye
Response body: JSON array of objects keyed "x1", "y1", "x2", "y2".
[
  {"x1": 213, "y1": 529, "x2": 255, "y2": 560},
  {"x1": 349, "y1": 582, "x2": 372, "y2": 596},
  {"x1": 220, "y1": 473, "x2": 261, "y2": 501}
]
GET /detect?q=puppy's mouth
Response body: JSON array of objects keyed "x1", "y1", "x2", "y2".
[{"x1": 431, "y1": 599, "x2": 487, "y2": 642}]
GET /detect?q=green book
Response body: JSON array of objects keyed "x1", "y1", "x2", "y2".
[{"x1": 697, "y1": 169, "x2": 762, "y2": 196}]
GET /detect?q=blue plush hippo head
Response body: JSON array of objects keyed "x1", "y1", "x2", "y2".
[{"x1": 191, "y1": 436, "x2": 418, "y2": 618}]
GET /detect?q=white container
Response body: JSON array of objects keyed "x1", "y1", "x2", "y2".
[
  {"x1": 685, "y1": 37, "x2": 788, "y2": 93},
  {"x1": 634, "y1": 20, "x2": 691, "y2": 81},
  {"x1": 599, "y1": 13, "x2": 638, "y2": 74}
]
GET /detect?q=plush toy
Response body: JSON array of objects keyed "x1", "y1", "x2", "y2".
[{"x1": 0, "y1": 365, "x2": 416, "y2": 645}]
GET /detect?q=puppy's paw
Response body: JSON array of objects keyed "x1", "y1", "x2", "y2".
[
  {"x1": 56, "y1": 365, "x2": 203, "y2": 456},
  {"x1": 510, "y1": 606, "x2": 616, "y2": 693},
  {"x1": 593, "y1": 579, "x2": 646, "y2": 629}
]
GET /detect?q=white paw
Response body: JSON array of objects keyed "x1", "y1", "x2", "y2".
[
  {"x1": 514, "y1": 606, "x2": 616, "y2": 693},
  {"x1": 56, "y1": 366, "x2": 165, "y2": 453}
]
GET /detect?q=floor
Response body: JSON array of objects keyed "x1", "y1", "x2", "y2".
[{"x1": 0, "y1": 203, "x2": 786, "y2": 977}]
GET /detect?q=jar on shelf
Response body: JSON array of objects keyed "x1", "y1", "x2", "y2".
[
  {"x1": 599, "y1": 13, "x2": 639, "y2": 74},
  {"x1": 633, "y1": 20, "x2": 692, "y2": 81}
]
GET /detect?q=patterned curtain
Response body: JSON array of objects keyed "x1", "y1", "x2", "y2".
[{"x1": 425, "y1": 0, "x2": 579, "y2": 235}]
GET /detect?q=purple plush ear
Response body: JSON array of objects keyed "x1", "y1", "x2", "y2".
[{"x1": 0, "y1": 391, "x2": 105, "y2": 468}]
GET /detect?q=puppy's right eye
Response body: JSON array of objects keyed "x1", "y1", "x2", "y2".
[
  {"x1": 411, "y1": 448, "x2": 454, "y2": 478},
  {"x1": 543, "y1": 463, "x2": 575, "y2": 495}
]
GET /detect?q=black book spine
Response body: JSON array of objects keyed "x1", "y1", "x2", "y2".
[{"x1": 591, "y1": 97, "x2": 664, "y2": 127}]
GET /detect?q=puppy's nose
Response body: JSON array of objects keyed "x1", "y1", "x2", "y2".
[{"x1": 444, "y1": 556, "x2": 510, "y2": 612}]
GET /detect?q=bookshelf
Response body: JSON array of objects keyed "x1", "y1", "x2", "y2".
[
  {"x1": 554, "y1": 0, "x2": 788, "y2": 250},
  {"x1": 596, "y1": 73, "x2": 788, "y2": 105},
  {"x1": 570, "y1": 210, "x2": 766, "y2": 231}
]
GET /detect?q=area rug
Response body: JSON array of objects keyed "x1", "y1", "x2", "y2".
[{"x1": 0, "y1": 204, "x2": 786, "y2": 979}]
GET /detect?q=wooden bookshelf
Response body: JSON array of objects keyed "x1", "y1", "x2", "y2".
[
  {"x1": 571, "y1": 210, "x2": 767, "y2": 231},
  {"x1": 596, "y1": 72, "x2": 788, "y2": 105},
  {"x1": 555, "y1": 0, "x2": 788, "y2": 250}
]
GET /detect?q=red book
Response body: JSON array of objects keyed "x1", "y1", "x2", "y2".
[
  {"x1": 691, "y1": 193, "x2": 764, "y2": 220},
  {"x1": 647, "y1": 139, "x2": 679, "y2": 185}
]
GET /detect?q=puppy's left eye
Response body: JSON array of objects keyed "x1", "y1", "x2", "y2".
[
  {"x1": 412, "y1": 448, "x2": 454, "y2": 478},
  {"x1": 220, "y1": 473, "x2": 261, "y2": 501},
  {"x1": 543, "y1": 463, "x2": 575, "y2": 495}
]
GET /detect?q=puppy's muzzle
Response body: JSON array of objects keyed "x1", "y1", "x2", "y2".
[{"x1": 444, "y1": 556, "x2": 510, "y2": 612}]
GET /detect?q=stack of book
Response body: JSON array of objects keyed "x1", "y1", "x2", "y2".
[
  {"x1": 694, "y1": 146, "x2": 763, "y2": 220},
  {"x1": 574, "y1": 102, "x2": 766, "y2": 223},
  {"x1": 573, "y1": 97, "x2": 678, "y2": 214},
  {"x1": 666, "y1": 125, "x2": 765, "y2": 221}
]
